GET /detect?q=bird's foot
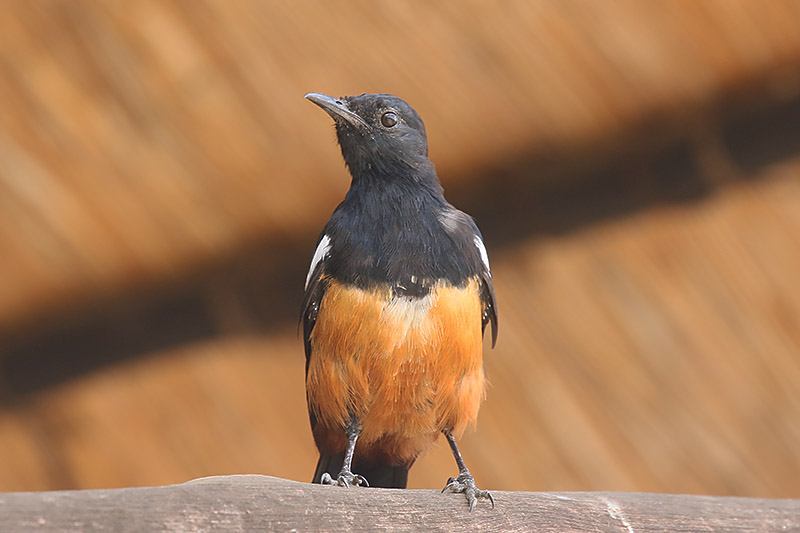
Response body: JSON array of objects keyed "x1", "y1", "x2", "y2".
[
  {"x1": 320, "y1": 469, "x2": 369, "y2": 488},
  {"x1": 442, "y1": 472, "x2": 494, "y2": 511}
]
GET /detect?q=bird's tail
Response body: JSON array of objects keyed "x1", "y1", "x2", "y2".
[{"x1": 312, "y1": 453, "x2": 411, "y2": 489}]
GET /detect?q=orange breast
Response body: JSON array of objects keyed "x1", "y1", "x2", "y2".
[{"x1": 306, "y1": 278, "x2": 486, "y2": 463}]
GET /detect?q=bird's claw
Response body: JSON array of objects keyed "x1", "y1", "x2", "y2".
[
  {"x1": 442, "y1": 473, "x2": 494, "y2": 511},
  {"x1": 320, "y1": 470, "x2": 369, "y2": 488}
]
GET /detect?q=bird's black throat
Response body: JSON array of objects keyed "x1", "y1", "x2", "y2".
[{"x1": 322, "y1": 170, "x2": 482, "y2": 295}]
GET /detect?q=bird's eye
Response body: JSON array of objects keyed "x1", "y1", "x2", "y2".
[{"x1": 381, "y1": 111, "x2": 398, "y2": 128}]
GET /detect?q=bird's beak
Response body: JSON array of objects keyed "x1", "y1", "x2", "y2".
[{"x1": 305, "y1": 93, "x2": 370, "y2": 129}]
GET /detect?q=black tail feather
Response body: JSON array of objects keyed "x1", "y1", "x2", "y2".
[
  {"x1": 312, "y1": 453, "x2": 411, "y2": 489},
  {"x1": 312, "y1": 452, "x2": 344, "y2": 485}
]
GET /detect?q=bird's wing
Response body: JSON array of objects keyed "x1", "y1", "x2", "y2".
[
  {"x1": 480, "y1": 270, "x2": 498, "y2": 348},
  {"x1": 446, "y1": 209, "x2": 498, "y2": 349},
  {"x1": 301, "y1": 234, "x2": 332, "y2": 376},
  {"x1": 473, "y1": 231, "x2": 498, "y2": 348}
]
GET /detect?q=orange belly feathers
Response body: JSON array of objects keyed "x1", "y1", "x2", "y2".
[{"x1": 306, "y1": 277, "x2": 486, "y2": 465}]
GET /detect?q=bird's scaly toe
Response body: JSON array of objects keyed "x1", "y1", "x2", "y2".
[
  {"x1": 441, "y1": 472, "x2": 494, "y2": 511},
  {"x1": 321, "y1": 470, "x2": 369, "y2": 488}
]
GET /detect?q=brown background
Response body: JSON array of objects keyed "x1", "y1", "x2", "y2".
[{"x1": 2, "y1": 0, "x2": 800, "y2": 497}]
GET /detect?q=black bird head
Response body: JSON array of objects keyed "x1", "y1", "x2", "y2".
[{"x1": 305, "y1": 93, "x2": 433, "y2": 180}]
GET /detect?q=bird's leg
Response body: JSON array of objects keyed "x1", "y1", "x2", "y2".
[
  {"x1": 441, "y1": 429, "x2": 494, "y2": 510},
  {"x1": 320, "y1": 413, "x2": 369, "y2": 487}
]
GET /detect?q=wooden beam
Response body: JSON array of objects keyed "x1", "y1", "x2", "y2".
[{"x1": 1, "y1": 475, "x2": 797, "y2": 532}]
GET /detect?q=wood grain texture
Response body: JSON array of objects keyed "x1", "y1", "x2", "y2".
[{"x1": 1, "y1": 475, "x2": 798, "y2": 532}]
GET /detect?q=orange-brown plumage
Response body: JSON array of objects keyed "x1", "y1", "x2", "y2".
[{"x1": 307, "y1": 278, "x2": 485, "y2": 466}]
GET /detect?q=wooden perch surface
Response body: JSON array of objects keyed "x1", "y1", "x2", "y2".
[{"x1": 1, "y1": 475, "x2": 798, "y2": 532}]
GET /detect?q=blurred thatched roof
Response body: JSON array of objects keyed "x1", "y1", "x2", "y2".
[
  {"x1": 2, "y1": 0, "x2": 800, "y2": 329},
  {"x1": 1, "y1": 1, "x2": 800, "y2": 497}
]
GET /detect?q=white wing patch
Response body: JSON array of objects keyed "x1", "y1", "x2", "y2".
[
  {"x1": 305, "y1": 234, "x2": 331, "y2": 290},
  {"x1": 474, "y1": 235, "x2": 491, "y2": 275}
]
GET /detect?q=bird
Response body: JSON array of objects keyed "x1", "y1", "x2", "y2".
[{"x1": 302, "y1": 92, "x2": 498, "y2": 510}]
